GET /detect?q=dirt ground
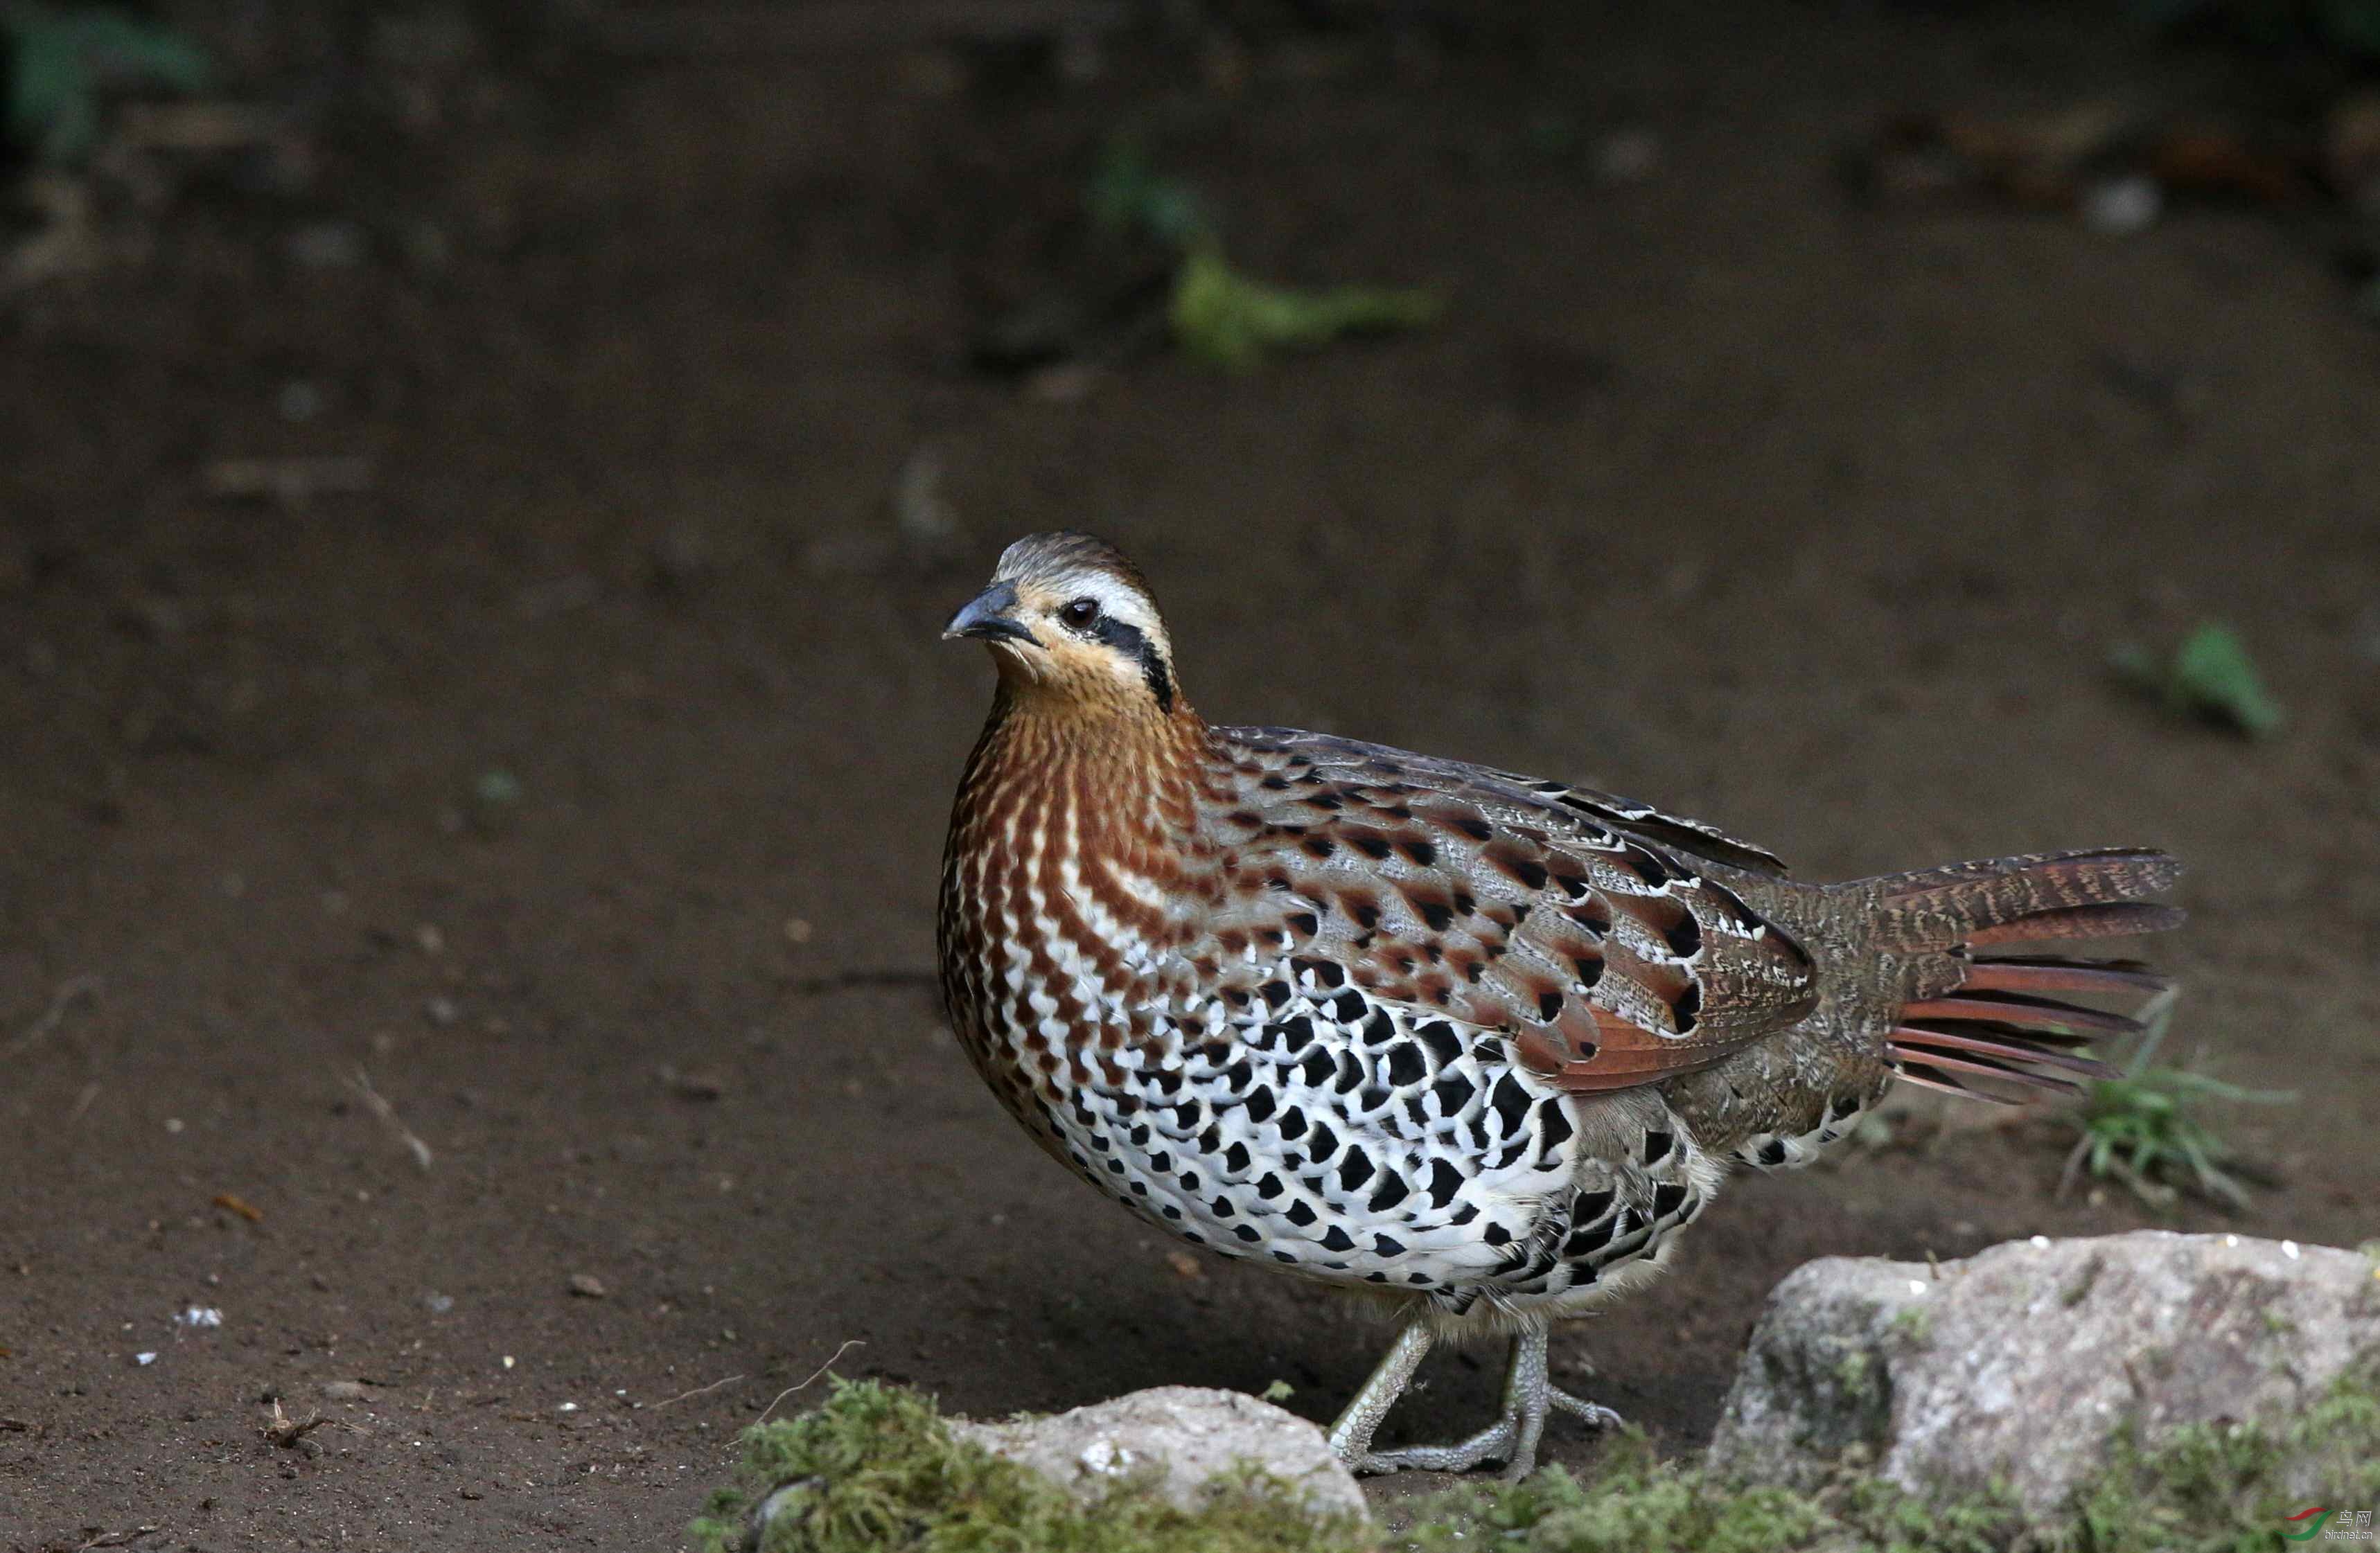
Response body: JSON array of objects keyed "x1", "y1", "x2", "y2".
[{"x1": 3, "y1": 2, "x2": 2377, "y2": 1548}]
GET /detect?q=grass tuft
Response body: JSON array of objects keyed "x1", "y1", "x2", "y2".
[
  {"x1": 1077, "y1": 133, "x2": 1443, "y2": 372},
  {"x1": 1170, "y1": 245, "x2": 1443, "y2": 372},
  {"x1": 2059, "y1": 993, "x2": 2293, "y2": 1209}
]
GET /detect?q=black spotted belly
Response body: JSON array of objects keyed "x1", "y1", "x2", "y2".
[{"x1": 1023, "y1": 978, "x2": 1596, "y2": 1301}]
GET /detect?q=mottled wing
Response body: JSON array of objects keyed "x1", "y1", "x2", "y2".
[
  {"x1": 1488, "y1": 779, "x2": 1790, "y2": 878},
  {"x1": 1195, "y1": 729, "x2": 1818, "y2": 1093}
]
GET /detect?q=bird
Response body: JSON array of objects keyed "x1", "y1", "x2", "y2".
[{"x1": 935, "y1": 531, "x2": 2181, "y2": 1480}]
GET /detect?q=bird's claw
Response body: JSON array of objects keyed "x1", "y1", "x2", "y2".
[{"x1": 1549, "y1": 1386, "x2": 1624, "y2": 1430}]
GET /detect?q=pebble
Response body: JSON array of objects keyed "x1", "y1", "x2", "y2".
[
  {"x1": 567, "y1": 1273, "x2": 608, "y2": 1299},
  {"x1": 2079, "y1": 175, "x2": 2160, "y2": 236}
]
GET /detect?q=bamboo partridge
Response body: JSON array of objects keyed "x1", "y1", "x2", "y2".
[{"x1": 936, "y1": 531, "x2": 2181, "y2": 1478}]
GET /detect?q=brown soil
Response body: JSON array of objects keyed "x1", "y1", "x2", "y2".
[{"x1": 4, "y1": 3, "x2": 2377, "y2": 1548}]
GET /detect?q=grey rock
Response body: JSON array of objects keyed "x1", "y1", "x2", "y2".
[
  {"x1": 1709, "y1": 1231, "x2": 2380, "y2": 1518},
  {"x1": 952, "y1": 1386, "x2": 1368, "y2": 1520}
]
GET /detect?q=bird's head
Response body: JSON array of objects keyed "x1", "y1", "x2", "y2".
[{"x1": 943, "y1": 532, "x2": 1181, "y2": 718}]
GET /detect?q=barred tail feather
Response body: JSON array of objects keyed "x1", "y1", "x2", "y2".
[
  {"x1": 1869, "y1": 847, "x2": 2182, "y2": 952},
  {"x1": 1866, "y1": 849, "x2": 2183, "y2": 1103},
  {"x1": 1965, "y1": 903, "x2": 2185, "y2": 944}
]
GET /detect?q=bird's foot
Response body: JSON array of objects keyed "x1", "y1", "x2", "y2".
[
  {"x1": 1333, "y1": 1321, "x2": 1612, "y2": 1480},
  {"x1": 1346, "y1": 1417, "x2": 1517, "y2": 1477},
  {"x1": 1548, "y1": 1385, "x2": 1624, "y2": 1430}
]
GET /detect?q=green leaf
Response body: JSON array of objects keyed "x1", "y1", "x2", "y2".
[
  {"x1": 2115, "y1": 622, "x2": 2283, "y2": 738},
  {"x1": 1, "y1": 4, "x2": 211, "y2": 165},
  {"x1": 1170, "y1": 245, "x2": 1442, "y2": 372}
]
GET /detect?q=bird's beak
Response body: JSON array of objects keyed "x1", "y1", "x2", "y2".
[{"x1": 942, "y1": 580, "x2": 1037, "y2": 646}]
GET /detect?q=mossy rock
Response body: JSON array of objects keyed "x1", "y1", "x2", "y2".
[
  {"x1": 698, "y1": 1349, "x2": 2380, "y2": 1553},
  {"x1": 1711, "y1": 1234, "x2": 2380, "y2": 1518},
  {"x1": 691, "y1": 1379, "x2": 1375, "y2": 1553}
]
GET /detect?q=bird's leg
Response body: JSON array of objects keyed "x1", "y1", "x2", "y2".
[
  {"x1": 1497, "y1": 1322, "x2": 1551, "y2": 1480},
  {"x1": 1325, "y1": 1319, "x2": 1434, "y2": 1471},
  {"x1": 1333, "y1": 1320, "x2": 1623, "y2": 1480},
  {"x1": 1344, "y1": 1322, "x2": 1537, "y2": 1477}
]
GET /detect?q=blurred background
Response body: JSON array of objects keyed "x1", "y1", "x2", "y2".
[{"x1": 1, "y1": 0, "x2": 2377, "y2": 1545}]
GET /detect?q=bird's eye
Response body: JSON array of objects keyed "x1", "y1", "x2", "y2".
[{"x1": 1060, "y1": 598, "x2": 1100, "y2": 630}]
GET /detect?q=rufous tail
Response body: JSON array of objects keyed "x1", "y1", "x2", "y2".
[{"x1": 1867, "y1": 849, "x2": 2183, "y2": 1102}]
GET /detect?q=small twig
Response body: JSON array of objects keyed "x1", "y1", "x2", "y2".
[
  {"x1": 73, "y1": 1529, "x2": 159, "y2": 1552},
  {"x1": 265, "y1": 1399, "x2": 330, "y2": 1446},
  {"x1": 264, "y1": 1396, "x2": 366, "y2": 1445},
  {"x1": 758, "y1": 1340, "x2": 864, "y2": 1423},
  {"x1": 646, "y1": 1373, "x2": 746, "y2": 1410},
  {"x1": 65, "y1": 1082, "x2": 101, "y2": 1128},
  {"x1": 2057, "y1": 1135, "x2": 2090, "y2": 1200},
  {"x1": 2124, "y1": 985, "x2": 2182, "y2": 1077},
  {"x1": 344, "y1": 1067, "x2": 433, "y2": 1170},
  {"x1": 1, "y1": 975, "x2": 101, "y2": 1061},
  {"x1": 0, "y1": 1416, "x2": 30, "y2": 1432}
]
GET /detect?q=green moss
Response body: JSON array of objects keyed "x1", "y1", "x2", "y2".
[
  {"x1": 2063, "y1": 1369, "x2": 2380, "y2": 1553},
  {"x1": 1889, "y1": 1302, "x2": 1935, "y2": 1345},
  {"x1": 697, "y1": 1367, "x2": 2380, "y2": 1553},
  {"x1": 1413, "y1": 1371, "x2": 2380, "y2": 1553},
  {"x1": 1406, "y1": 1431, "x2": 1835, "y2": 1553},
  {"x1": 1406, "y1": 1430, "x2": 2021, "y2": 1553},
  {"x1": 688, "y1": 1378, "x2": 1376, "y2": 1553}
]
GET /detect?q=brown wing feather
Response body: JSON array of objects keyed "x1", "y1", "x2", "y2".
[{"x1": 1199, "y1": 728, "x2": 1819, "y2": 1094}]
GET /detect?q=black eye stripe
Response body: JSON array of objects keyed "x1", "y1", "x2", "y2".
[{"x1": 1084, "y1": 614, "x2": 1174, "y2": 713}]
